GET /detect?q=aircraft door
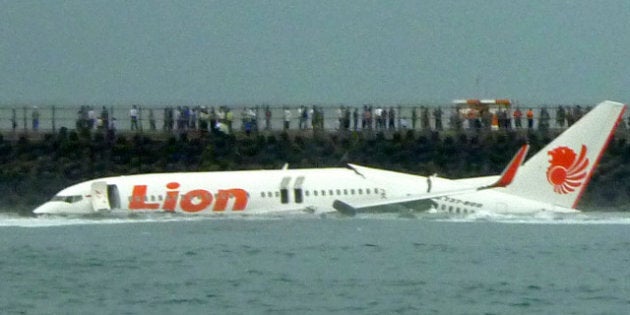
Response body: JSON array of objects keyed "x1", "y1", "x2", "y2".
[
  {"x1": 280, "y1": 177, "x2": 291, "y2": 204},
  {"x1": 107, "y1": 184, "x2": 121, "y2": 209},
  {"x1": 90, "y1": 181, "x2": 111, "y2": 212},
  {"x1": 293, "y1": 176, "x2": 305, "y2": 204}
]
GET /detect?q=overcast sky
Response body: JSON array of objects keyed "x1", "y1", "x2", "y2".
[{"x1": 1, "y1": 0, "x2": 629, "y2": 106}]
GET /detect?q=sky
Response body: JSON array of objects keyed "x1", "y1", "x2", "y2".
[{"x1": 1, "y1": 0, "x2": 629, "y2": 107}]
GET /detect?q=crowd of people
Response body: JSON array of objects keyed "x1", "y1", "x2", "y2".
[
  {"x1": 119, "y1": 104, "x2": 619, "y2": 134},
  {"x1": 4, "y1": 103, "x2": 628, "y2": 134}
]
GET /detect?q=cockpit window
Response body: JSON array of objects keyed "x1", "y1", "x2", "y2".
[{"x1": 51, "y1": 195, "x2": 83, "y2": 203}]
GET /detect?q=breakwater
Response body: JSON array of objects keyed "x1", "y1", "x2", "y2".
[{"x1": 2, "y1": 128, "x2": 628, "y2": 214}]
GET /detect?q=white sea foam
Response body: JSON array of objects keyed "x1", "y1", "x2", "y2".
[
  {"x1": 435, "y1": 210, "x2": 630, "y2": 225},
  {"x1": 0, "y1": 213, "x2": 191, "y2": 228},
  {"x1": 2, "y1": 208, "x2": 630, "y2": 228},
  {"x1": 0, "y1": 210, "x2": 322, "y2": 228}
]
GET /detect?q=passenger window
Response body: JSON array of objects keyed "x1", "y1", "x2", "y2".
[
  {"x1": 305, "y1": 190, "x2": 310, "y2": 197},
  {"x1": 322, "y1": 190, "x2": 326, "y2": 196},
  {"x1": 260, "y1": 192, "x2": 266, "y2": 198},
  {"x1": 314, "y1": 190, "x2": 318, "y2": 196},
  {"x1": 358, "y1": 189, "x2": 363, "y2": 195},
  {"x1": 336, "y1": 189, "x2": 341, "y2": 195},
  {"x1": 343, "y1": 189, "x2": 348, "y2": 195},
  {"x1": 350, "y1": 189, "x2": 355, "y2": 195}
]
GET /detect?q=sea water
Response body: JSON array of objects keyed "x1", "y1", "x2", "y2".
[{"x1": 1, "y1": 211, "x2": 630, "y2": 314}]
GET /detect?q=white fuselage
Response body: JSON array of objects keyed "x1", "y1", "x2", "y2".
[
  {"x1": 31, "y1": 165, "x2": 576, "y2": 215},
  {"x1": 33, "y1": 166, "x2": 455, "y2": 215}
]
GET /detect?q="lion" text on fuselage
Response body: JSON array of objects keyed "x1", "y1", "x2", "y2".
[{"x1": 128, "y1": 182, "x2": 248, "y2": 212}]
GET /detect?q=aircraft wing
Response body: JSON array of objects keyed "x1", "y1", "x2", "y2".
[
  {"x1": 333, "y1": 144, "x2": 529, "y2": 216},
  {"x1": 332, "y1": 187, "x2": 481, "y2": 216}
]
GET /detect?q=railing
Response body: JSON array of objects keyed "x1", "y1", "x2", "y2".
[{"x1": 1, "y1": 104, "x2": 628, "y2": 135}]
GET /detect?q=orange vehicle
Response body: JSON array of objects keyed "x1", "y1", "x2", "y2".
[{"x1": 453, "y1": 99, "x2": 511, "y2": 130}]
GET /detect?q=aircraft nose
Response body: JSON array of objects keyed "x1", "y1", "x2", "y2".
[{"x1": 33, "y1": 202, "x2": 60, "y2": 215}]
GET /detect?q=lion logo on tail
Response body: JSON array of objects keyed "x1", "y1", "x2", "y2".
[{"x1": 546, "y1": 145, "x2": 589, "y2": 194}]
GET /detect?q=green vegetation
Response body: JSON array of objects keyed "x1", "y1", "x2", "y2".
[{"x1": 1, "y1": 129, "x2": 628, "y2": 215}]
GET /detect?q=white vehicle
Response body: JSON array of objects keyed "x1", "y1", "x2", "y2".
[{"x1": 33, "y1": 101, "x2": 626, "y2": 216}]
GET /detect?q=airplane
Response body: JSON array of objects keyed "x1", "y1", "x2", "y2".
[
  {"x1": 30, "y1": 152, "x2": 525, "y2": 216},
  {"x1": 33, "y1": 100, "x2": 626, "y2": 216}
]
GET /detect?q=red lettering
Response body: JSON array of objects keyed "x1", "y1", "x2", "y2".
[
  {"x1": 213, "y1": 189, "x2": 248, "y2": 211},
  {"x1": 129, "y1": 185, "x2": 160, "y2": 210},
  {"x1": 180, "y1": 189, "x2": 213, "y2": 213},
  {"x1": 128, "y1": 183, "x2": 248, "y2": 212},
  {"x1": 162, "y1": 182, "x2": 180, "y2": 212}
]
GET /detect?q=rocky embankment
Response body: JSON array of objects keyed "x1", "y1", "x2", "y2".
[{"x1": 1, "y1": 128, "x2": 628, "y2": 215}]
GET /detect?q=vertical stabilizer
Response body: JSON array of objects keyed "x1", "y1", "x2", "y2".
[{"x1": 503, "y1": 101, "x2": 626, "y2": 209}]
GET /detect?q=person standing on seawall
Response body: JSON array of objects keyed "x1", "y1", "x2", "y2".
[
  {"x1": 149, "y1": 108, "x2": 156, "y2": 131},
  {"x1": 11, "y1": 108, "x2": 17, "y2": 131},
  {"x1": 32, "y1": 106, "x2": 40, "y2": 131},
  {"x1": 513, "y1": 107, "x2": 522, "y2": 129},
  {"x1": 283, "y1": 107, "x2": 291, "y2": 130},
  {"x1": 101, "y1": 106, "x2": 109, "y2": 131},
  {"x1": 265, "y1": 106, "x2": 272, "y2": 130},
  {"x1": 87, "y1": 106, "x2": 96, "y2": 130},
  {"x1": 433, "y1": 107, "x2": 442, "y2": 130},
  {"x1": 130, "y1": 104, "x2": 139, "y2": 131},
  {"x1": 526, "y1": 108, "x2": 534, "y2": 129},
  {"x1": 411, "y1": 107, "x2": 417, "y2": 129},
  {"x1": 556, "y1": 105, "x2": 566, "y2": 129}
]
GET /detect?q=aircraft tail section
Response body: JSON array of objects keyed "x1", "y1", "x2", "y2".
[
  {"x1": 503, "y1": 100, "x2": 626, "y2": 209},
  {"x1": 484, "y1": 144, "x2": 529, "y2": 188}
]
